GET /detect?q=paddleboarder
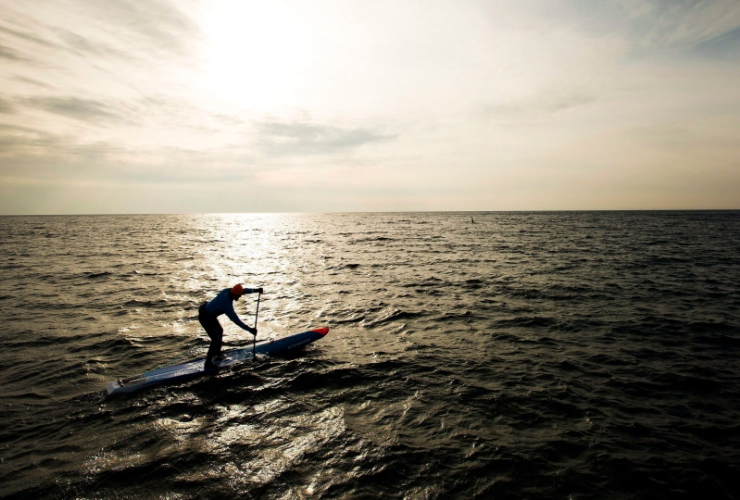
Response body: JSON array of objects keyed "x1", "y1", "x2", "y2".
[{"x1": 199, "y1": 284, "x2": 263, "y2": 369}]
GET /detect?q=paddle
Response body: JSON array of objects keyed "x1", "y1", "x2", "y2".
[{"x1": 253, "y1": 292, "x2": 261, "y2": 362}]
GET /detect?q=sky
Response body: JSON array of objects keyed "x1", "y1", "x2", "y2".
[{"x1": 1, "y1": 0, "x2": 739, "y2": 214}]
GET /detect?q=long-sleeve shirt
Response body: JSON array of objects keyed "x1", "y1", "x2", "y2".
[{"x1": 205, "y1": 288, "x2": 259, "y2": 331}]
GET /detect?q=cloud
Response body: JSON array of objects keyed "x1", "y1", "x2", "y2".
[
  {"x1": 256, "y1": 121, "x2": 396, "y2": 156},
  {"x1": 0, "y1": 123, "x2": 68, "y2": 156},
  {"x1": 534, "y1": 0, "x2": 740, "y2": 60},
  {"x1": 75, "y1": 0, "x2": 201, "y2": 58},
  {"x1": 0, "y1": 22, "x2": 56, "y2": 51},
  {"x1": 623, "y1": 124, "x2": 699, "y2": 148},
  {"x1": 23, "y1": 97, "x2": 122, "y2": 123},
  {"x1": 0, "y1": 123, "x2": 102, "y2": 170},
  {"x1": 0, "y1": 120, "x2": 245, "y2": 188},
  {"x1": 54, "y1": 30, "x2": 127, "y2": 61},
  {"x1": 610, "y1": 0, "x2": 740, "y2": 60},
  {"x1": 0, "y1": 43, "x2": 25, "y2": 61},
  {"x1": 485, "y1": 91, "x2": 597, "y2": 121},
  {"x1": 690, "y1": 24, "x2": 740, "y2": 59},
  {"x1": 11, "y1": 75, "x2": 54, "y2": 90},
  {"x1": 0, "y1": 97, "x2": 14, "y2": 114},
  {"x1": 0, "y1": 0, "x2": 200, "y2": 72},
  {"x1": 0, "y1": 17, "x2": 60, "y2": 66},
  {"x1": 629, "y1": 0, "x2": 740, "y2": 44}
]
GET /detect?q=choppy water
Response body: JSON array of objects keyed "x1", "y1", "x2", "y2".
[{"x1": 1, "y1": 211, "x2": 739, "y2": 499}]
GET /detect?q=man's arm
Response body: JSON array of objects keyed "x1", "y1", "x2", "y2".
[{"x1": 224, "y1": 306, "x2": 256, "y2": 334}]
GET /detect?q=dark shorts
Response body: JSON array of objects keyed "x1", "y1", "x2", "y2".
[
  {"x1": 198, "y1": 303, "x2": 222, "y2": 338},
  {"x1": 199, "y1": 303, "x2": 223, "y2": 361}
]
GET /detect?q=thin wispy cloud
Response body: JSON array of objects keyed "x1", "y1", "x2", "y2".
[
  {"x1": 0, "y1": 22, "x2": 56, "y2": 51},
  {"x1": 484, "y1": 91, "x2": 597, "y2": 121},
  {"x1": 622, "y1": 0, "x2": 740, "y2": 48},
  {"x1": 0, "y1": 43, "x2": 25, "y2": 61},
  {"x1": 0, "y1": 97, "x2": 15, "y2": 114},
  {"x1": 690, "y1": 25, "x2": 740, "y2": 59},
  {"x1": 256, "y1": 121, "x2": 396, "y2": 156},
  {"x1": 23, "y1": 97, "x2": 122, "y2": 122}
]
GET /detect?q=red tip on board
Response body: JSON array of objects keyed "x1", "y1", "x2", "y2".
[{"x1": 312, "y1": 327, "x2": 330, "y2": 336}]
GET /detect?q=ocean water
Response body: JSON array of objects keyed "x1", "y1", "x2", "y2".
[{"x1": 1, "y1": 211, "x2": 739, "y2": 499}]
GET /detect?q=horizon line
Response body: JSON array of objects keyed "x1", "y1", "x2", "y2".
[{"x1": 1, "y1": 208, "x2": 739, "y2": 217}]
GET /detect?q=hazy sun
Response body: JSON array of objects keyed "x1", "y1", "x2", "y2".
[{"x1": 198, "y1": 1, "x2": 315, "y2": 111}]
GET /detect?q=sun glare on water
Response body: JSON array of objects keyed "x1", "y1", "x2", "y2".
[{"x1": 198, "y1": 1, "x2": 317, "y2": 111}]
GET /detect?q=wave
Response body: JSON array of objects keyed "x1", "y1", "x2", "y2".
[
  {"x1": 362, "y1": 309, "x2": 426, "y2": 328},
  {"x1": 85, "y1": 271, "x2": 113, "y2": 279}
]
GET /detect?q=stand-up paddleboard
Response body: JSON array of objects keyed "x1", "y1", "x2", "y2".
[{"x1": 106, "y1": 327, "x2": 329, "y2": 396}]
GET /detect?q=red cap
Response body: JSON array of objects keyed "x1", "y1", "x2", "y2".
[{"x1": 230, "y1": 284, "x2": 244, "y2": 296}]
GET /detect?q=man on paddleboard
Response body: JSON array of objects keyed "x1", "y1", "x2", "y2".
[{"x1": 199, "y1": 284, "x2": 263, "y2": 369}]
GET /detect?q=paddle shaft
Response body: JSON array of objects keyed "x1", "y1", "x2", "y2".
[{"x1": 253, "y1": 292, "x2": 261, "y2": 361}]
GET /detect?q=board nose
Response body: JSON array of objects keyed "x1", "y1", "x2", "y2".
[{"x1": 312, "y1": 327, "x2": 330, "y2": 336}]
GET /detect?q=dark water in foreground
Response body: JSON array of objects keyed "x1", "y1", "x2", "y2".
[{"x1": 1, "y1": 211, "x2": 740, "y2": 499}]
